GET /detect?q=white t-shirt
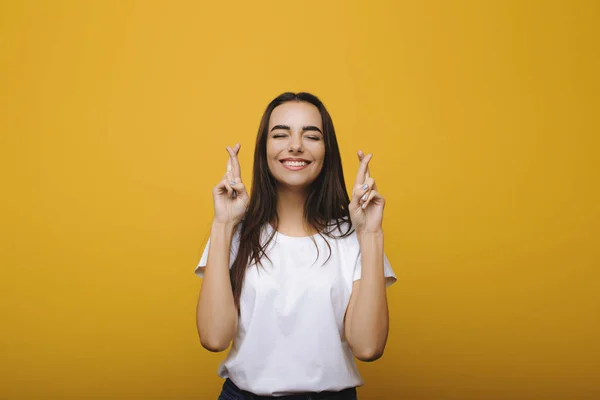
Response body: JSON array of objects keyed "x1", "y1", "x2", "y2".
[{"x1": 195, "y1": 222, "x2": 396, "y2": 396}]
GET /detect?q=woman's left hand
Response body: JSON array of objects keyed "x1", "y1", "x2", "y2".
[{"x1": 349, "y1": 150, "x2": 385, "y2": 234}]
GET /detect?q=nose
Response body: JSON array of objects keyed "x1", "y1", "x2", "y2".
[{"x1": 288, "y1": 133, "x2": 304, "y2": 153}]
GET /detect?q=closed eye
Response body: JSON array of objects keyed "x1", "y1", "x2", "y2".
[
  {"x1": 272, "y1": 134, "x2": 288, "y2": 138},
  {"x1": 306, "y1": 136, "x2": 321, "y2": 141}
]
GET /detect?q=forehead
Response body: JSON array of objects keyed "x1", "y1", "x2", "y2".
[{"x1": 269, "y1": 101, "x2": 322, "y2": 129}]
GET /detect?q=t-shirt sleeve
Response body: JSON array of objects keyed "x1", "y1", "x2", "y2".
[
  {"x1": 194, "y1": 224, "x2": 242, "y2": 278},
  {"x1": 352, "y1": 248, "x2": 397, "y2": 288}
]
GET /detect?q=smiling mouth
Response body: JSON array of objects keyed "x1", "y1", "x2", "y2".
[{"x1": 280, "y1": 159, "x2": 311, "y2": 170}]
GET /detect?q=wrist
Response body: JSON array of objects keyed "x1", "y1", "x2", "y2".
[
  {"x1": 356, "y1": 228, "x2": 383, "y2": 237},
  {"x1": 212, "y1": 220, "x2": 237, "y2": 236},
  {"x1": 356, "y1": 229, "x2": 384, "y2": 243}
]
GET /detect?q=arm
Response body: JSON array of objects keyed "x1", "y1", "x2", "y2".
[
  {"x1": 196, "y1": 143, "x2": 248, "y2": 352},
  {"x1": 196, "y1": 221, "x2": 239, "y2": 352},
  {"x1": 344, "y1": 231, "x2": 389, "y2": 361},
  {"x1": 345, "y1": 150, "x2": 390, "y2": 361}
]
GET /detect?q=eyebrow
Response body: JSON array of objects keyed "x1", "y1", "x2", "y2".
[{"x1": 270, "y1": 125, "x2": 323, "y2": 134}]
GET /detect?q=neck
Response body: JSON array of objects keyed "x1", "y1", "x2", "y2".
[{"x1": 275, "y1": 185, "x2": 315, "y2": 236}]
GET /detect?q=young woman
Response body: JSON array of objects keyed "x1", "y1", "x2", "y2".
[{"x1": 195, "y1": 92, "x2": 396, "y2": 399}]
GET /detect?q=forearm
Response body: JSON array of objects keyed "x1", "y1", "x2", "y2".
[
  {"x1": 196, "y1": 221, "x2": 239, "y2": 351},
  {"x1": 347, "y1": 231, "x2": 389, "y2": 360}
]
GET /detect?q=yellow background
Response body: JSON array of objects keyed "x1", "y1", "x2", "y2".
[{"x1": 1, "y1": 1, "x2": 598, "y2": 399}]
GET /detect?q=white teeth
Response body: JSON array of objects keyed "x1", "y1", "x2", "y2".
[{"x1": 284, "y1": 161, "x2": 307, "y2": 167}]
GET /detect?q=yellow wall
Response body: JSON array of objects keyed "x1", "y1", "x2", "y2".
[{"x1": 1, "y1": 1, "x2": 598, "y2": 399}]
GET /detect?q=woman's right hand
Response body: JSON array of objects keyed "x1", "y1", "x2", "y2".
[{"x1": 212, "y1": 143, "x2": 249, "y2": 225}]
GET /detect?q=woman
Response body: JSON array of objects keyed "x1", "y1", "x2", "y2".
[{"x1": 195, "y1": 92, "x2": 396, "y2": 399}]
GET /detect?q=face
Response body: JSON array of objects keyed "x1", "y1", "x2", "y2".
[{"x1": 266, "y1": 101, "x2": 326, "y2": 190}]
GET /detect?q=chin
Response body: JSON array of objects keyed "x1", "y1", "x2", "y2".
[
  {"x1": 277, "y1": 179, "x2": 313, "y2": 190},
  {"x1": 273, "y1": 174, "x2": 317, "y2": 190}
]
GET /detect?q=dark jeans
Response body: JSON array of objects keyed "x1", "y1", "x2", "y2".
[{"x1": 218, "y1": 378, "x2": 358, "y2": 400}]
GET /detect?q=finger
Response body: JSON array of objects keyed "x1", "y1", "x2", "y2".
[
  {"x1": 214, "y1": 179, "x2": 233, "y2": 197},
  {"x1": 225, "y1": 143, "x2": 240, "y2": 173},
  {"x1": 357, "y1": 150, "x2": 371, "y2": 181},
  {"x1": 226, "y1": 147, "x2": 233, "y2": 173},
  {"x1": 226, "y1": 172, "x2": 237, "y2": 198},
  {"x1": 226, "y1": 145, "x2": 242, "y2": 180},
  {"x1": 223, "y1": 179, "x2": 234, "y2": 198},
  {"x1": 362, "y1": 189, "x2": 384, "y2": 209},
  {"x1": 355, "y1": 152, "x2": 373, "y2": 186},
  {"x1": 229, "y1": 179, "x2": 249, "y2": 202},
  {"x1": 351, "y1": 177, "x2": 375, "y2": 206},
  {"x1": 213, "y1": 179, "x2": 226, "y2": 195}
]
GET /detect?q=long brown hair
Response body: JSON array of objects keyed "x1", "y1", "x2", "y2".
[{"x1": 230, "y1": 92, "x2": 353, "y2": 310}]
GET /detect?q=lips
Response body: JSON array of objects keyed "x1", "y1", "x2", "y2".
[{"x1": 280, "y1": 158, "x2": 311, "y2": 170}]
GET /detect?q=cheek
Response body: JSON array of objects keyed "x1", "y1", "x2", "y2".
[
  {"x1": 312, "y1": 143, "x2": 326, "y2": 164},
  {"x1": 266, "y1": 140, "x2": 285, "y2": 158}
]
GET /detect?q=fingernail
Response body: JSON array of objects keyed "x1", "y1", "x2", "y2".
[
  {"x1": 362, "y1": 184, "x2": 368, "y2": 190},
  {"x1": 362, "y1": 202, "x2": 367, "y2": 209},
  {"x1": 361, "y1": 194, "x2": 367, "y2": 201},
  {"x1": 230, "y1": 180, "x2": 236, "y2": 185}
]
